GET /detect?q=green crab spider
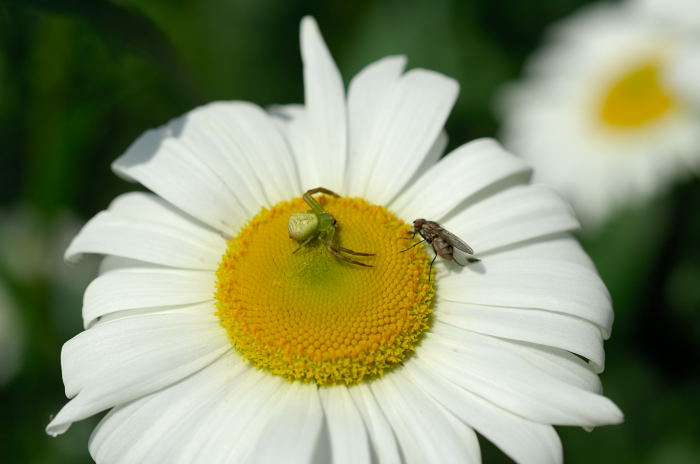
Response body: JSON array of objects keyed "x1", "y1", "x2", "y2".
[{"x1": 288, "y1": 187, "x2": 375, "y2": 267}]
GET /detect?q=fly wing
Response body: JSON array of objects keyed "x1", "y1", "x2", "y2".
[
  {"x1": 439, "y1": 227, "x2": 474, "y2": 254},
  {"x1": 452, "y1": 247, "x2": 478, "y2": 266}
]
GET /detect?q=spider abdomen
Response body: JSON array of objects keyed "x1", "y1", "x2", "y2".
[{"x1": 288, "y1": 212, "x2": 319, "y2": 241}]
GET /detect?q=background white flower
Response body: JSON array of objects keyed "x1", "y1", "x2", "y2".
[
  {"x1": 0, "y1": 207, "x2": 94, "y2": 387},
  {"x1": 498, "y1": 0, "x2": 700, "y2": 228},
  {"x1": 48, "y1": 16, "x2": 621, "y2": 463},
  {"x1": 0, "y1": 279, "x2": 23, "y2": 386}
]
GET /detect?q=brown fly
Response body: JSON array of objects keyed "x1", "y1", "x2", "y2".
[{"x1": 400, "y1": 218, "x2": 479, "y2": 279}]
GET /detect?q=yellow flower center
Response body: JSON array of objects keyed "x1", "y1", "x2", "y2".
[
  {"x1": 598, "y1": 59, "x2": 677, "y2": 129},
  {"x1": 215, "y1": 194, "x2": 434, "y2": 385}
]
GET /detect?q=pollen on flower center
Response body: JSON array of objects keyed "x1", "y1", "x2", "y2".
[
  {"x1": 215, "y1": 194, "x2": 435, "y2": 385},
  {"x1": 598, "y1": 58, "x2": 678, "y2": 129}
]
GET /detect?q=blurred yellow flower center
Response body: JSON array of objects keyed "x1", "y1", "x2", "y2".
[
  {"x1": 598, "y1": 59, "x2": 677, "y2": 128},
  {"x1": 215, "y1": 194, "x2": 434, "y2": 385}
]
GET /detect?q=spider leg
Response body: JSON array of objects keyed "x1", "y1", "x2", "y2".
[
  {"x1": 399, "y1": 239, "x2": 426, "y2": 253},
  {"x1": 305, "y1": 187, "x2": 340, "y2": 197},
  {"x1": 328, "y1": 242, "x2": 373, "y2": 267},
  {"x1": 303, "y1": 188, "x2": 340, "y2": 214},
  {"x1": 292, "y1": 235, "x2": 316, "y2": 253},
  {"x1": 334, "y1": 245, "x2": 375, "y2": 256}
]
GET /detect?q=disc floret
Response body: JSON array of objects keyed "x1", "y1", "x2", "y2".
[{"x1": 216, "y1": 194, "x2": 435, "y2": 385}]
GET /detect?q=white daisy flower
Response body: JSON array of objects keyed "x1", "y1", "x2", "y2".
[
  {"x1": 48, "y1": 16, "x2": 622, "y2": 463},
  {"x1": 498, "y1": 0, "x2": 700, "y2": 228}
]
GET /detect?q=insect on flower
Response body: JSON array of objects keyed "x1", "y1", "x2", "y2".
[
  {"x1": 288, "y1": 187, "x2": 375, "y2": 267},
  {"x1": 401, "y1": 218, "x2": 480, "y2": 278}
]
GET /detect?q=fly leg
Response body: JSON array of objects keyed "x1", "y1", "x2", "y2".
[
  {"x1": 399, "y1": 239, "x2": 426, "y2": 253},
  {"x1": 427, "y1": 253, "x2": 437, "y2": 281}
]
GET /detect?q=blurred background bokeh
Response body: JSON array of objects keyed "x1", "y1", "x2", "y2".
[{"x1": 1, "y1": 0, "x2": 699, "y2": 462}]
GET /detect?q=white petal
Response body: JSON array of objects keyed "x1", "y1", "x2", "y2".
[
  {"x1": 88, "y1": 353, "x2": 242, "y2": 463},
  {"x1": 494, "y1": 232, "x2": 596, "y2": 261},
  {"x1": 439, "y1": 406, "x2": 481, "y2": 464},
  {"x1": 634, "y1": 0, "x2": 700, "y2": 31},
  {"x1": 419, "y1": 328, "x2": 624, "y2": 427},
  {"x1": 348, "y1": 385, "x2": 402, "y2": 464},
  {"x1": 191, "y1": 371, "x2": 288, "y2": 463},
  {"x1": 319, "y1": 386, "x2": 371, "y2": 464},
  {"x1": 347, "y1": 55, "x2": 406, "y2": 141},
  {"x1": 88, "y1": 353, "x2": 279, "y2": 464},
  {"x1": 405, "y1": 358, "x2": 563, "y2": 464},
  {"x1": 444, "y1": 183, "x2": 579, "y2": 254},
  {"x1": 107, "y1": 191, "x2": 228, "y2": 242},
  {"x1": 400, "y1": 129, "x2": 449, "y2": 193},
  {"x1": 390, "y1": 138, "x2": 530, "y2": 221},
  {"x1": 438, "y1": 235, "x2": 613, "y2": 336},
  {"x1": 172, "y1": 366, "x2": 288, "y2": 463},
  {"x1": 346, "y1": 55, "x2": 407, "y2": 192},
  {"x1": 370, "y1": 371, "x2": 482, "y2": 464},
  {"x1": 268, "y1": 104, "x2": 308, "y2": 185},
  {"x1": 46, "y1": 304, "x2": 229, "y2": 436},
  {"x1": 113, "y1": 118, "x2": 249, "y2": 236},
  {"x1": 66, "y1": 193, "x2": 226, "y2": 270},
  {"x1": 501, "y1": 340, "x2": 603, "y2": 393},
  {"x1": 82, "y1": 266, "x2": 215, "y2": 328},
  {"x1": 299, "y1": 16, "x2": 347, "y2": 192},
  {"x1": 367, "y1": 379, "x2": 426, "y2": 464},
  {"x1": 667, "y1": 45, "x2": 700, "y2": 103},
  {"x1": 431, "y1": 316, "x2": 602, "y2": 392},
  {"x1": 113, "y1": 102, "x2": 299, "y2": 233},
  {"x1": 178, "y1": 102, "x2": 301, "y2": 206},
  {"x1": 97, "y1": 255, "x2": 163, "y2": 275},
  {"x1": 250, "y1": 381, "x2": 324, "y2": 463},
  {"x1": 435, "y1": 300, "x2": 605, "y2": 369},
  {"x1": 349, "y1": 69, "x2": 459, "y2": 203},
  {"x1": 66, "y1": 211, "x2": 221, "y2": 270},
  {"x1": 168, "y1": 367, "x2": 286, "y2": 464}
]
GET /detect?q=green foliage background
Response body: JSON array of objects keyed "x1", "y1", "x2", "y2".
[{"x1": 1, "y1": 0, "x2": 699, "y2": 462}]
